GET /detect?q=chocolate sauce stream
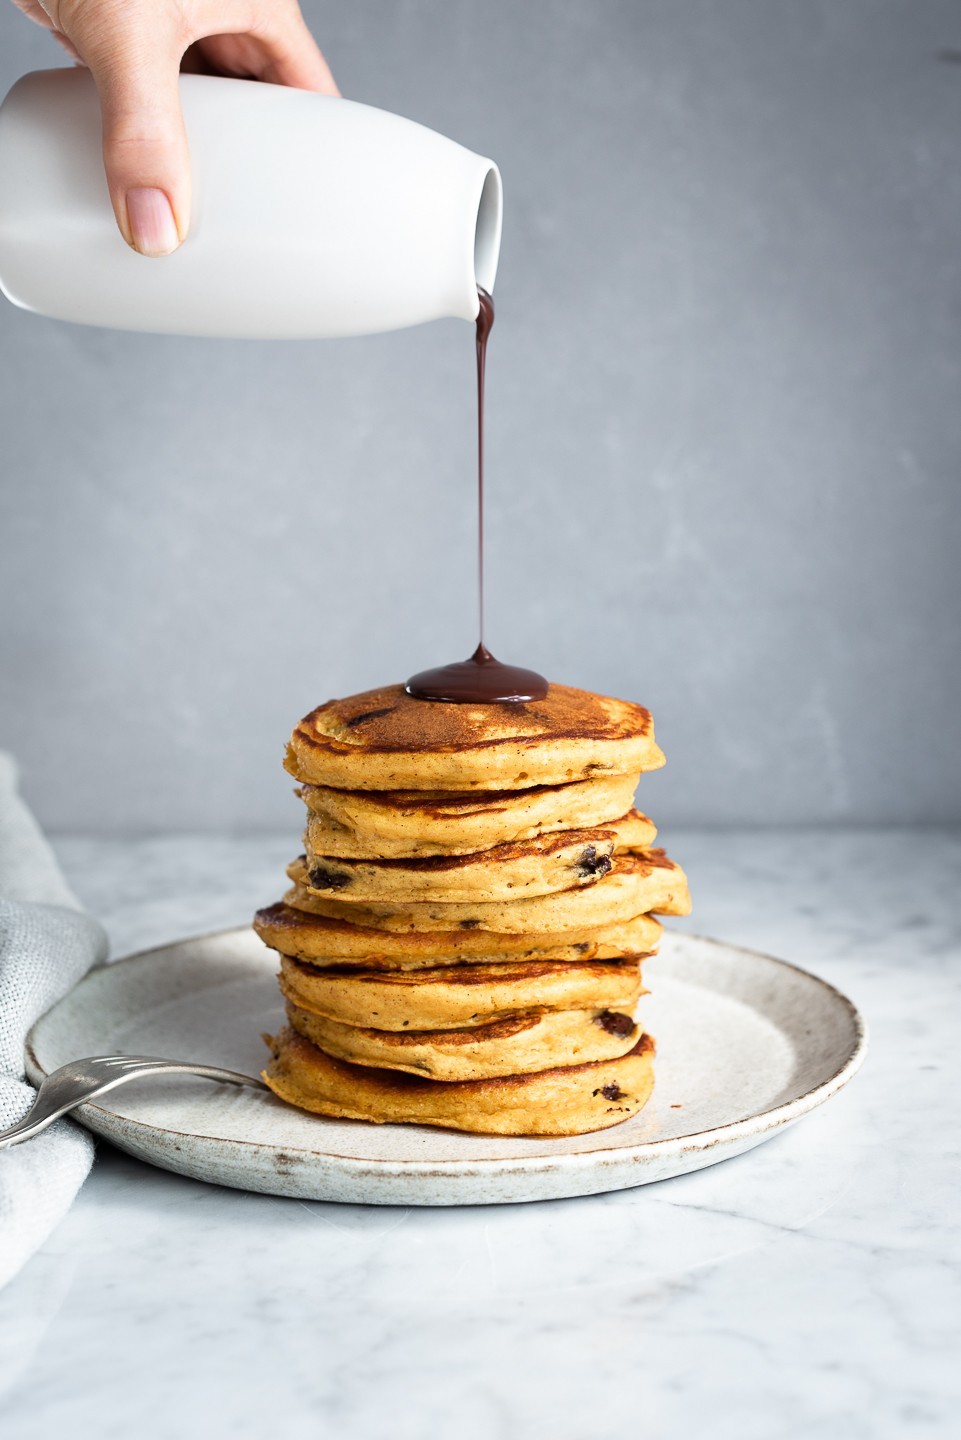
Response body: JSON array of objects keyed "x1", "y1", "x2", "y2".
[
  {"x1": 476, "y1": 283, "x2": 492, "y2": 648},
  {"x1": 406, "y1": 288, "x2": 549, "y2": 705}
]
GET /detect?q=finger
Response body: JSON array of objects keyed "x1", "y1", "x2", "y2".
[
  {"x1": 189, "y1": 1, "x2": 339, "y2": 95},
  {"x1": 191, "y1": 30, "x2": 339, "y2": 95},
  {"x1": 85, "y1": 36, "x2": 191, "y2": 255},
  {"x1": 10, "y1": 1, "x2": 81, "y2": 58},
  {"x1": 10, "y1": 1, "x2": 55, "y2": 26},
  {"x1": 254, "y1": 15, "x2": 340, "y2": 96}
]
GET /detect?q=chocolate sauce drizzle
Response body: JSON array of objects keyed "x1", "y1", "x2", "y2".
[{"x1": 406, "y1": 287, "x2": 548, "y2": 705}]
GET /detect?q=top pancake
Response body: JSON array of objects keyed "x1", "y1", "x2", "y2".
[{"x1": 285, "y1": 683, "x2": 665, "y2": 791}]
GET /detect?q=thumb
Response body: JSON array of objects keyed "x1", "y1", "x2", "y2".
[{"x1": 84, "y1": 33, "x2": 190, "y2": 256}]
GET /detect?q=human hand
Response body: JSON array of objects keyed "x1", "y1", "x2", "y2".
[{"x1": 12, "y1": 1, "x2": 338, "y2": 255}]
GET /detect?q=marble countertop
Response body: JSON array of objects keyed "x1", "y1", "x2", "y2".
[{"x1": 0, "y1": 829, "x2": 958, "y2": 1439}]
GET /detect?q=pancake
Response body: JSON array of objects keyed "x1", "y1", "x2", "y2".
[
  {"x1": 284, "y1": 682, "x2": 665, "y2": 791},
  {"x1": 284, "y1": 849, "x2": 690, "y2": 933},
  {"x1": 285, "y1": 1000, "x2": 640, "y2": 1080},
  {"x1": 263, "y1": 1025, "x2": 656, "y2": 1135},
  {"x1": 301, "y1": 809, "x2": 657, "y2": 903},
  {"x1": 297, "y1": 773, "x2": 642, "y2": 857},
  {"x1": 277, "y1": 953, "x2": 646, "y2": 1029},
  {"x1": 255, "y1": 901, "x2": 663, "y2": 968}
]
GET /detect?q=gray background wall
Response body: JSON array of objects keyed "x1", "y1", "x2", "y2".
[{"x1": 1, "y1": 0, "x2": 959, "y2": 834}]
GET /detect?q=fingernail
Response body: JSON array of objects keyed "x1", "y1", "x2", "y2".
[{"x1": 125, "y1": 188, "x2": 180, "y2": 257}]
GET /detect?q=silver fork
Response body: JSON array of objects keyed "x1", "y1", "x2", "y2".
[{"x1": 0, "y1": 1055, "x2": 267, "y2": 1148}]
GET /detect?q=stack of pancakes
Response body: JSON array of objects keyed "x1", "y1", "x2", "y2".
[{"x1": 255, "y1": 682, "x2": 690, "y2": 1136}]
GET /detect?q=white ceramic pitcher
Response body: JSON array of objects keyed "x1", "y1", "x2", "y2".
[{"x1": 0, "y1": 68, "x2": 502, "y2": 338}]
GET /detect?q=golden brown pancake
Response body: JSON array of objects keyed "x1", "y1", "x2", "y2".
[
  {"x1": 285, "y1": 1000, "x2": 640, "y2": 1080},
  {"x1": 301, "y1": 809, "x2": 657, "y2": 903},
  {"x1": 263, "y1": 1025, "x2": 656, "y2": 1135},
  {"x1": 255, "y1": 901, "x2": 663, "y2": 968},
  {"x1": 284, "y1": 849, "x2": 691, "y2": 933},
  {"x1": 284, "y1": 683, "x2": 665, "y2": 791},
  {"x1": 277, "y1": 953, "x2": 645, "y2": 1029},
  {"x1": 297, "y1": 773, "x2": 643, "y2": 857}
]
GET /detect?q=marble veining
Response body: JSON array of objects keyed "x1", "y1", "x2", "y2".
[{"x1": 0, "y1": 829, "x2": 958, "y2": 1439}]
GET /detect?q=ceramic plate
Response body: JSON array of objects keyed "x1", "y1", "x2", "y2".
[{"x1": 25, "y1": 928, "x2": 866, "y2": 1206}]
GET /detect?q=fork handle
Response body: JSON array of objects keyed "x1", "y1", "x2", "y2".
[{"x1": 0, "y1": 1060, "x2": 264, "y2": 1149}]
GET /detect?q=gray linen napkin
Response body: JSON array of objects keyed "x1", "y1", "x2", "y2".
[{"x1": 0, "y1": 753, "x2": 108, "y2": 1289}]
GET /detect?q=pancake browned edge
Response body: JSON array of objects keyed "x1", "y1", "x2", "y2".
[
  {"x1": 284, "y1": 683, "x2": 666, "y2": 791},
  {"x1": 277, "y1": 953, "x2": 647, "y2": 1029},
  {"x1": 254, "y1": 900, "x2": 663, "y2": 967},
  {"x1": 284, "y1": 998, "x2": 641, "y2": 1080},
  {"x1": 296, "y1": 772, "x2": 641, "y2": 855},
  {"x1": 283, "y1": 849, "x2": 690, "y2": 932},
  {"x1": 300, "y1": 810, "x2": 657, "y2": 903},
  {"x1": 263, "y1": 1026, "x2": 656, "y2": 1136}
]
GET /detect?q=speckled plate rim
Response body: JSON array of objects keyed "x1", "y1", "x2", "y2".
[{"x1": 24, "y1": 927, "x2": 868, "y2": 1203}]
